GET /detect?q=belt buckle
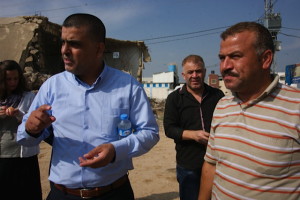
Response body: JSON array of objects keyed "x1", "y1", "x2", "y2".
[{"x1": 80, "y1": 188, "x2": 92, "y2": 199}]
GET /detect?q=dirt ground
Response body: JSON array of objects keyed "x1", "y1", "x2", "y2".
[{"x1": 38, "y1": 115, "x2": 180, "y2": 200}]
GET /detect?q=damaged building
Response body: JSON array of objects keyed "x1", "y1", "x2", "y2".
[{"x1": 0, "y1": 16, "x2": 151, "y2": 89}]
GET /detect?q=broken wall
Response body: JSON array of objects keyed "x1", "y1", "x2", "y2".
[{"x1": 0, "y1": 16, "x2": 151, "y2": 89}]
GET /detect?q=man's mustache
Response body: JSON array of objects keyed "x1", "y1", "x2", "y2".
[{"x1": 222, "y1": 70, "x2": 239, "y2": 77}]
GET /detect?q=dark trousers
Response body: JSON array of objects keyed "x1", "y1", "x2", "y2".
[
  {"x1": 0, "y1": 155, "x2": 42, "y2": 200},
  {"x1": 47, "y1": 179, "x2": 135, "y2": 200},
  {"x1": 176, "y1": 165, "x2": 201, "y2": 200}
]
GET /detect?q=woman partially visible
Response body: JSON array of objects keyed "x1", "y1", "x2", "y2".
[{"x1": 0, "y1": 60, "x2": 42, "y2": 200}]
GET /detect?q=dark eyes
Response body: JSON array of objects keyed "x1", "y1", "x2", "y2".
[
  {"x1": 219, "y1": 54, "x2": 241, "y2": 61},
  {"x1": 186, "y1": 70, "x2": 202, "y2": 75},
  {"x1": 61, "y1": 40, "x2": 81, "y2": 48}
]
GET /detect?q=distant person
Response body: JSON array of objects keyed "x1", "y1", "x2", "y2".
[
  {"x1": 164, "y1": 54, "x2": 224, "y2": 200},
  {"x1": 198, "y1": 22, "x2": 300, "y2": 200},
  {"x1": 17, "y1": 13, "x2": 159, "y2": 200},
  {"x1": 0, "y1": 60, "x2": 41, "y2": 199}
]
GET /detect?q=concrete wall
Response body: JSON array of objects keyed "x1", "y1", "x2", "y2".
[
  {"x1": 0, "y1": 16, "x2": 62, "y2": 89},
  {"x1": 144, "y1": 87, "x2": 171, "y2": 100},
  {"x1": 153, "y1": 72, "x2": 174, "y2": 83},
  {"x1": 104, "y1": 38, "x2": 150, "y2": 82}
]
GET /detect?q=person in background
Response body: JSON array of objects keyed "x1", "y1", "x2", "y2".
[
  {"x1": 0, "y1": 60, "x2": 40, "y2": 199},
  {"x1": 199, "y1": 22, "x2": 300, "y2": 200},
  {"x1": 164, "y1": 55, "x2": 224, "y2": 200},
  {"x1": 17, "y1": 13, "x2": 159, "y2": 200}
]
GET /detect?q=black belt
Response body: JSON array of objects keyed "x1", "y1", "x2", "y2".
[{"x1": 53, "y1": 174, "x2": 128, "y2": 199}]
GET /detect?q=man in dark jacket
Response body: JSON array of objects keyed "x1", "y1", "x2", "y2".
[{"x1": 164, "y1": 55, "x2": 224, "y2": 200}]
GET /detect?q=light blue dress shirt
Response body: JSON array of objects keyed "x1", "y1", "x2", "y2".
[{"x1": 17, "y1": 65, "x2": 159, "y2": 188}]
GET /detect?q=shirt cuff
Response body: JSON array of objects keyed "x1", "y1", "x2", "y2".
[
  {"x1": 25, "y1": 129, "x2": 42, "y2": 138},
  {"x1": 111, "y1": 139, "x2": 128, "y2": 162}
]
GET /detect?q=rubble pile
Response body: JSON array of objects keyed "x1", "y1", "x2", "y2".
[{"x1": 149, "y1": 98, "x2": 165, "y2": 120}]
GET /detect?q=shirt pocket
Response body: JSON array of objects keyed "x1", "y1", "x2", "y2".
[{"x1": 101, "y1": 108, "x2": 129, "y2": 137}]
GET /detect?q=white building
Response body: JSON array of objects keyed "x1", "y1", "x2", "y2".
[{"x1": 142, "y1": 64, "x2": 179, "y2": 99}]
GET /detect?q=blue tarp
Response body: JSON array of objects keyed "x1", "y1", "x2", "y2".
[{"x1": 285, "y1": 64, "x2": 300, "y2": 85}]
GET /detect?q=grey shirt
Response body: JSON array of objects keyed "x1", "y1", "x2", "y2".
[{"x1": 0, "y1": 91, "x2": 38, "y2": 158}]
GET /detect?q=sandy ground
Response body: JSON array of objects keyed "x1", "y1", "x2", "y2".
[{"x1": 38, "y1": 117, "x2": 180, "y2": 200}]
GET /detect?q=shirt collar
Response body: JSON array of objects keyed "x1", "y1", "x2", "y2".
[
  {"x1": 70, "y1": 64, "x2": 108, "y2": 89},
  {"x1": 232, "y1": 74, "x2": 279, "y2": 106}
]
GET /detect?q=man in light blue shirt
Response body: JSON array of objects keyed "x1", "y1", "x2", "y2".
[{"x1": 17, "y1": 13, "x2": 159, "y2": 200}]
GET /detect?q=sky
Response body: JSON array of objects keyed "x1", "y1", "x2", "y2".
[{"x1": 0, "y1": 0, "x2": 299, "y2": 82}]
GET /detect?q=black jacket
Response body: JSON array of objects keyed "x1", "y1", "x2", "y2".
[{"x1": 163, "y1": 83, "x2": 224, "y2": 170}]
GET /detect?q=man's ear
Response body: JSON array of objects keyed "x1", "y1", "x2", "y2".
[
  {"x1": 181, "y1": 72, "x2": 186, "y2": 81},
  {"x1": 97, "y1": 43, "x2": 105, "y2": 58},
  {"x1": 261, "y1": 49, "x2": 273, "y2": 70}
]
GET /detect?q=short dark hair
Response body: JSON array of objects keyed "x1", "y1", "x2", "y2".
[
  {"x1": 182, "y1": 55, "x2": 205, "y2": 68},
  {"x1": 0, "y1": 60, "x2": 28, "y2": 99},
  {"x1": 221, "y1": 22, "x2": 275, "y2": 57},
  {"x1": 63, "y1": 13, "x2": 106, "y2": 43}
]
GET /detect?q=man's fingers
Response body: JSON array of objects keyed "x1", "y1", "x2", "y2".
[
  {"x1": 79, "y1": 144, "x2": 115, "y2": 168},
  {"x1": 37, "y1": 104, "x2": 52, "y2": 112},
  {"x1": 25, "y1": 105, "x2": 55, "y2": 134},
  {"x1": 26, "y1": 116, "x2": 49, "y2": 133}
]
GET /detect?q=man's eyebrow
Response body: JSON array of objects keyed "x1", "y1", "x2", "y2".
[
  {"x1": 218, "y1": 51, "x2": 241, "y2": 58},
  {"x1": 61, "y1": 39, "x2": 81, "y2": 44},
  {"x1": 61, "y1": 39, "x2": 76, "y2": 42}
]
